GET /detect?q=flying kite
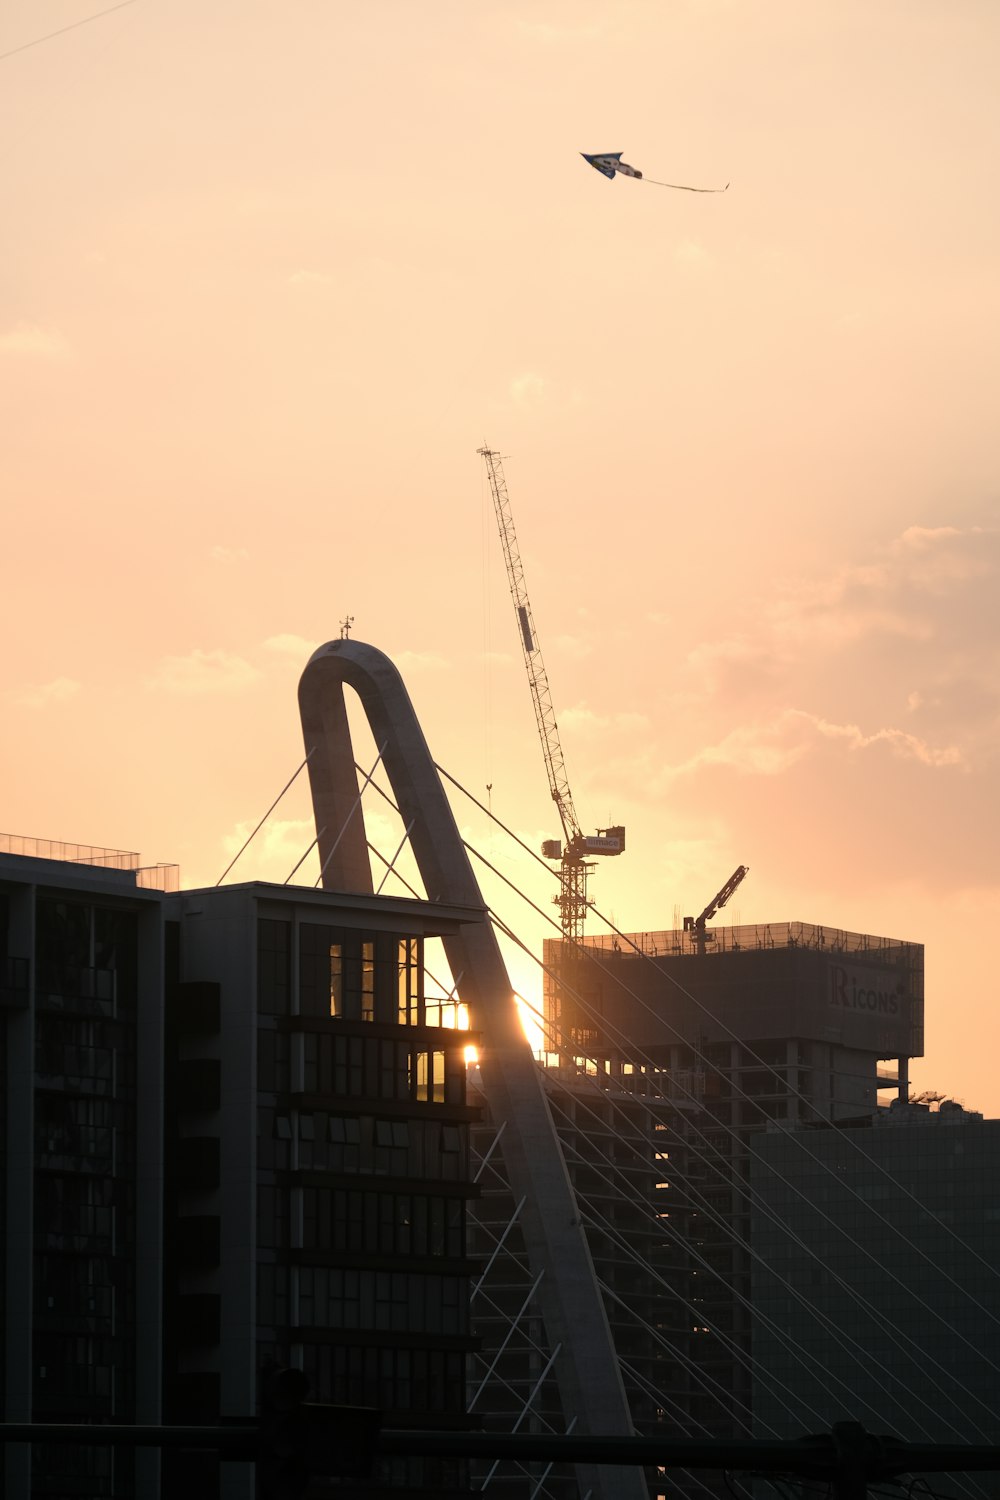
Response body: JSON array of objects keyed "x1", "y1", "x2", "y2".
[{"x1": 581, "y1": 152, "x2": 729, "y2": 193}]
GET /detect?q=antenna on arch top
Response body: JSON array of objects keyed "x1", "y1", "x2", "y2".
[{"x1": 339, "y1": 615, "x2": 355, "y2": 640}]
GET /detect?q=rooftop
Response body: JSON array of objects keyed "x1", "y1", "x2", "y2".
[
  {"x1": 0, "y1": 832, "x2": 179, "y2": 891},
  {"x1": 573, "y1": 919, "x2": 920, "y2": 964}
]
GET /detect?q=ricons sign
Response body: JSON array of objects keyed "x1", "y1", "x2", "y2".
[{"x1": 829, "y1": 963, "x2": 902, "y2": 1017}]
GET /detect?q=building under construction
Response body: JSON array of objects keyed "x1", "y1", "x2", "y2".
[{"x1": 537, "y1": 920, "x2": 925, "y2": 1455}]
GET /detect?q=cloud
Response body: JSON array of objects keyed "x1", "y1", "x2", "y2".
[
  {"x1": 393, "y1": 650, "x2": 450, "y2": 674},
  {"x1": 12, "y1": 676, "x2": 82, "y2": 708},
  {"x1": 685, "y1": 524, "x2": 1000, "y2": 726},
  {"x1": 549, "y1": 633, "x2": 593, "y2": 661},
  {"x1": 894, "y1": 525, "x2": 962, "y2": 552},
  {"x1": 510, "y1": 372, "x2": 545, "y2": 406},
  {"x1": 0, "y1": 322, "x2": 72, "y2": 359},
  {"x1": 216, "y1": 796, "x2": 426, "y2": 895},
  {"x1": 782, "y1": 523, "x2": 994, "y2": 636},
  {"x1": 887, "y1": 524, "x2": 992, "y2": 592},
  {"x1": 805, "y1": 712, "x2": 964, "y2": 768},
  {"x1": 685, "y1": 635, "x2": 782, "y2": 693},
  {"x1": 149, "y1": 649, "x2": 259, "y2": 696},
  {"x1": 825, "y1": 523, "x2": 993, "y2": 614},
  {"x1": 219, "y1": 816, "x2": 318, "y2": 885},
  {"x1": 264, "y1": 633, "x2": 319, "y2": 659},
  {"x1": 560, "y1": 704, "x2": 651, "y2": 736},
  {"x1": 657, "y1": 709, "x2": 964, "y2": 785}
]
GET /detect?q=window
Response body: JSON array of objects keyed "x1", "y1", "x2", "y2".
[
  {"x1": 258, "y1": 1028, "x2": 289, "y2": 1093},
  {"x1": 303, "y1": 1033, "x2": 319, "y2": 1092},
  {"x1": 257, "y1": 1187, "x2": 288, "y2": 1249},
  {"x1": 329, "y1": 943, "x2": 343, "y2": 1017},
  {"x1": 256, "y1": 1264, "x2": 288, "y2": 1326},
  {"x1": 300, "y1": 924, "x2": 344, "y2": 1017},
  {"x1": 296, "y1": 1270, "x2": 465, "y2": 1336},
  {"x1": 302, "y1": 1188, "x2": 334, "y2": 1251},
  {"x1": 361, "y1": 942, "x2": 375, "y2": 1023},
  {"x1": 413, "y1": 1050, "x2": 444, "y2": 1102},
  {"x1": 397, "y1": 939, "x2": 421, "y2": 1025},
  {"x1": 333, "y1": 1036, "x2": 364, "y2": 1096},
  {"x1": 444, "y1": 1048, "x2": 464, "y2": 1105},
  {"x1": 379, "y1": 1040, "x2": 410, "y2": 1100},
  {"x1": 328, "y1": 1116, "x2": 361, "y2": 1173},
  {"x1": 374, "y1": 1120, "x2": 409, "y2": 1176},
  {"x1": 257, "y1": 921, "x2": 291, "y2": 1016}
]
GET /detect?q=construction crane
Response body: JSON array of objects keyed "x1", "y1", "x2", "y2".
[
  {"x1": 684, "y1": 864, "x2": 749, "y2": 955},
  {"x1": 479, "y1": 446, "x2": 624, "y2": 941}
]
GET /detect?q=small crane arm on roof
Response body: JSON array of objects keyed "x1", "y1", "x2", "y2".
[
  {"x1": 479, "y1": 446, "x2": 624, "y2": 941},
  {"x1": 684, "y1": 864, "x2": 749, "y2": 955}
]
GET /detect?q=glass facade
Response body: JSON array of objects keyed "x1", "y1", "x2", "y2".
[
  {"x1": 257, "y1": 908, "x2": 477, "y2": 1490},
  {"x1": 30, "y1": 896, "x2": 140, "y2": 1499},
  {"x1": 750, "y1": 1113, "x2": 1000, "y2": 1464}
]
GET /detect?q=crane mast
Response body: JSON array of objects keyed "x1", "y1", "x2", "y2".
[{"x1": 479, "y1": 446, "x2": 624, "y2": 941}]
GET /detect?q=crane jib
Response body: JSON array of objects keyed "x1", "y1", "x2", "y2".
[{"x1": 517, "y1": 606, "x2": 535, "y2": 654}]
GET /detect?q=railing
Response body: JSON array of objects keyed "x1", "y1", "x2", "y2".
[
  {"x1": 136, "y1": 864, "x2": 181, "y2": 891},
  {"x1": 0, "y1": 834, "x2": 179, "y2": 890},
  {"x1": 0, "y1": 833, "x2": 141, "y2": 867},
  {"x1": 575, "y1": 919, "x2": 921, "y2": 965}
]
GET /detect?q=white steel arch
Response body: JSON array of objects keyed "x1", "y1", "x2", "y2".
[{"x1": 298, "y1": 638, "x2": 645, "y2": 1500}]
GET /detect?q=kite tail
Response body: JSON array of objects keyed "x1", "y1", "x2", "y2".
[{"x1": 643, "y1": 178, "x2": 730, "y2": 193}]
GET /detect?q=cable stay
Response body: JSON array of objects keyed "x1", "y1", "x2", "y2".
[
  {"x1": 424, "y1": 759, "x2": 1000, "y2": 1474},
  {"x1": 490, "y1": 933, "x2": 999, "y2": 1457},
  {"x1": 436, "y1": 757, "x2": 1000, "y2": 1307},
  {"x1": 215, "y1": 749, "x2": 314, "y2": 885},
  {"x1": 275, "y1": 724, "x2": 999, "y2": 1484},
  {"x1": 465, "y1": 981, "x2": 987, "y2": 1481}
]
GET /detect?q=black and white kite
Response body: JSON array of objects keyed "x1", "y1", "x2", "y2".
[{"x1": 581, "y1": 151, "x2": 728, "y2": 193}]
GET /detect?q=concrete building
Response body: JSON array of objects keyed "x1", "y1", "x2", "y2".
[
  {"x1": 540, "y1": 921, "x2": 925, "y2": 1449},
  {"x1": 162, "y1": 879, "x2": 484, "y2": 1500},
  {"x1": 750, "y1": 1103, "x2": 1000, "y2": 1473},
  {"x1": 0, "y1": 841, "x2": 168, "y2": 1500},
  {"x1": 2, "y1": 838, "x2": 485, "y2": 1500}
]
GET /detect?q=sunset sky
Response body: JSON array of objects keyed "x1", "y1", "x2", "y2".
[{"x1": 2, "y1": 2, "x2": 998, "y2": 1106}]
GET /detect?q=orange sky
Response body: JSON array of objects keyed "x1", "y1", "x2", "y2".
[{"x1": 2, "y1": 1, "x2": 998, "y2": 1107}]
